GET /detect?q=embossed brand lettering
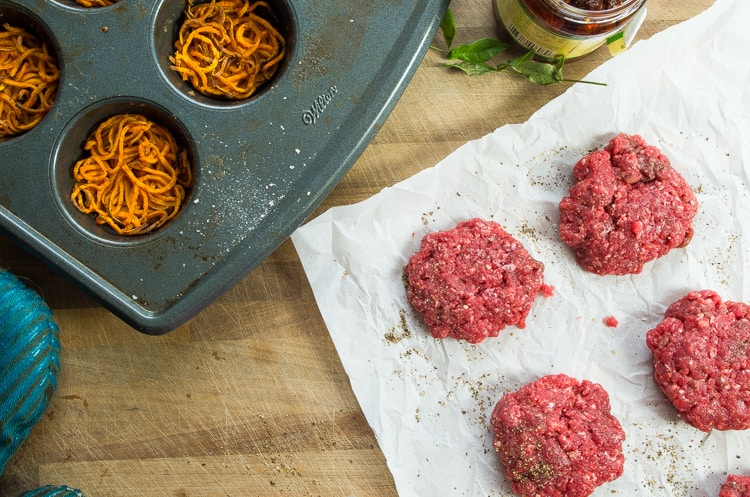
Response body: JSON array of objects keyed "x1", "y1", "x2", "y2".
[{"x1": 302, "y1": 86, "x2": 338, "y2": 125}]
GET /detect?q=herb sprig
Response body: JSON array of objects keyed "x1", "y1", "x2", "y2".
[{"x1": 433, "y1": 8, "x2": 606, "y2": 86}]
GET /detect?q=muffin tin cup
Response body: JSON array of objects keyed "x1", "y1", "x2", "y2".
[{"x1": 0, "y1": 0, "x2": 449, "y2": 334}]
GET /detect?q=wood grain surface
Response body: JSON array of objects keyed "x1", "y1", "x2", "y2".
[{"x1": 0, "y1": 1, "x2": 714, "y2": 495}]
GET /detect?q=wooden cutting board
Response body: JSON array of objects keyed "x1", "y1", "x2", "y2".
[{"x1": 0, "y1": 0, "x2": 714, "y2": 495}]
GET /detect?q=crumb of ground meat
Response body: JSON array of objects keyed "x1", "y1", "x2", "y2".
[
  {"x1": 646, "y1": 290, "x2": 750, "y2": 432},
  {"x1": 604, "y1": 316, "x2": 618, "y2": 327},
  {"x1": 491, "y1": 374, "x2": 625, "y2": 497},
  {"x1": 720, "y1": 474, "x2": 750, "y2": 497},
  {"x1": 558, "y1": 133, "x2": 698, "y2": 276},
  {"x1": 404, "y1": 218, "x2": 552, "y2": 344}
]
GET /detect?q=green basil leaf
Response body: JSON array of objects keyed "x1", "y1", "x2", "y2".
[
  {"x1": 440, "y1": 8, "x2": 456, "y2": 49},
  {"x1": 434, "y1": 24, "x2": 607, "y2": 86},
  {"x1": 443, "y1": 61, "x2": 498, "y2": 76},
  {"x1": 496, "y1": 52, "x2": 559, "y2": 85},
  {"x1": 447, "y1": 38, "x2": 509, "y2": 64},
  {"x1": 510, "y1": 59, "x2": 558, "y2": 85},
  {"x1": 551, "y1": 55, "x2": 566, "y2": 82},
  {"x1": 503, "y1": 50, "x2": 535, "y2": 69},
  {"x1": 525, "y1": 71, "x2": 558, "y2": 85}
]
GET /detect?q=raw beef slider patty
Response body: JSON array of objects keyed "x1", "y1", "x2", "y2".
[
  {"x1": 720, "y1": 475, "x2": 750, "y2": 497},
  {"x1": 490, "y1": 374, "x2": 625, "y2": 497},
  {"x1": 646, "y1": 290, "x2": 750, "y2": 432},
  {"x1": 559, "y1": 133, "x2": 698, "y2": 275},
  {"x1": 405, "y1": 218, "x2": 551, "y2": 343}
]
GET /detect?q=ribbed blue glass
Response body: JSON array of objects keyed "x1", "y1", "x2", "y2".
[
  {"x1": 16, "y1": 485, "x2": 84, "y2": 497},
  {"x1": 0, "y1": 270, "x2": 61, "y2": 475}
]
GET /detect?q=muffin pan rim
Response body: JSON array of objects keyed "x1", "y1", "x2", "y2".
[{"x1": 0, "y1": 0, "x2": 451, "y2": 333}]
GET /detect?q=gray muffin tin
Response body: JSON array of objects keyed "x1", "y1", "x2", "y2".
[{"x1": 0, "y1": 0, "x2": 449, "y2": 334}]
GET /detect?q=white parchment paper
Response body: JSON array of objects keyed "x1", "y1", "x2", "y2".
[{"x1": 291, "y1": 1, "x2": 750, "y2": 495}]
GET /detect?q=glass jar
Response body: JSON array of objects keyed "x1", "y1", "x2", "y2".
[{"x1": 494, "y1": 0, "x2": 647, "y2": 60}]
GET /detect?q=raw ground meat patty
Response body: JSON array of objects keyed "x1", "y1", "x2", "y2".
[
  {"x1": 646, "y1": 290, "x2": 750, "y2": 432},
  {"x1": 491, "y1": 374, "x2": 625, "y2": 497},
  {"x1": 404, "y1": 218, "x2": 552, "y2": 343},
  {"x1": 720, "y1": 475, "x2": 750, "y2": 497},
  {"x1": 558, "y1": 133, "x2": 698, "y2": 275}
]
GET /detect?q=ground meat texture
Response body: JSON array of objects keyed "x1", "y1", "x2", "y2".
[
  {"x1": 491, "y1": 374, "x2": 625, "y2": 497},
  {"x1": 720, "y1": 475, "x2": 750, "y2": 497},
  {"x1": 646, "y1": 290, "x2": 750, "y2": 432},
  {"x1": 558, "y1": 133, "x2": 698, "y2": 275},
  {"x1": 405, "y1": 218, "x2": 551, "y2": 344}
]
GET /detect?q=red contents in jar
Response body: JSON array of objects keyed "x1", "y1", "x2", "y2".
[{"x1": 564, "y1": 0, "x2": 625, "y2": 9}]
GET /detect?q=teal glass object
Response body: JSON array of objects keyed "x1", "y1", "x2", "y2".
[
  {"x1": 17, "y1": 485, "x2": 84, "y2": 497},
  {"x1": 0, "y1": 270, "x2": 61, "y2": 475}
]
